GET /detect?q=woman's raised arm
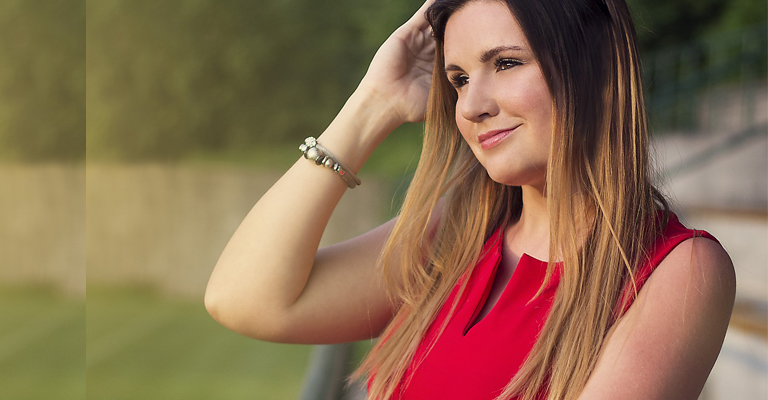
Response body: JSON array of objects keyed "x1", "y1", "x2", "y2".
[{"x1": 204, "y1": 0, "x2": 435, "y2": 344}]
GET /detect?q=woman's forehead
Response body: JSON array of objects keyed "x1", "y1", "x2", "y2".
[{"x1": 443, "y1": 2, "x2": 531, "y2": 66}]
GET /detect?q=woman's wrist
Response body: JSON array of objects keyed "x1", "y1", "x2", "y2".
[
  {"x1": 349, "y1": 84, "x2": 407, "y2": 134},
  {"x1": 315, "y1": 88, "x2": 406, "y2": 173}
]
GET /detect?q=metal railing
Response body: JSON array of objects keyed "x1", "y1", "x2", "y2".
[
  {"x1": 299, "y1": 343, "x2": 365, "y2": 400},
  {"x1": 644, "y1": 23, "x2": 767, "y2": 134}
]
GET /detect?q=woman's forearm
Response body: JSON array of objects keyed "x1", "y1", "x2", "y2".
[{"x1": 204, "y1": 88, "x2": 401, "y2": 336}]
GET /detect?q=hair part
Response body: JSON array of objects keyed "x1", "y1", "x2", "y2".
[{"x1": 351, "y1": 1, "x2": 668, "y2": 399}]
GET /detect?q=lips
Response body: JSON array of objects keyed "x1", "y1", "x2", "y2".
[{"x1": 478, "y1": 125, "x2": 520, "y2": 150}]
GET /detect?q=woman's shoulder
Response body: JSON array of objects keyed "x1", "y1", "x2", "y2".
[
  {"x1": 640, "y1": 212, "x2": 736, "y2": 337},
  {"x1": 656, "y1": 228, "x2": 736, "y2": 304},
  {"x1": 639, "y1": 212, "x2": 724, "y2": 277},
  {"x1": 653, "y1": 212, "x2": 734, "y2": 289},
  {"x1": 618, "y1": 211, "x2": 735, "y2": 320},
  {"x1": 652, "y1": 212, "x2": 718, "y2": 253},
  {"x1": 580, "y1": 215, "x2": 736, "y2": 399}
]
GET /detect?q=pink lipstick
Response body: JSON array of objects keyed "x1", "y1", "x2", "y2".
[{"x1": 478, "y1": 125, "x2": 520, "y2": 150}]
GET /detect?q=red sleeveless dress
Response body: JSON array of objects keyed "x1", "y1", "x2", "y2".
[{"x1": 368, "y1": 213, "x2": 716, "y2": 399}]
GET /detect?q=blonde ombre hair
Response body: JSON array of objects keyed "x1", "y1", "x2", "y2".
[{"x1": 351, "y1": 0, "x2": 669, "y2": 399}]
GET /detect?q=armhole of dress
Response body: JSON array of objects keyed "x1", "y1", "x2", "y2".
[{"x1": 616, "y1": 222, "x2": 718, "y2": 319}]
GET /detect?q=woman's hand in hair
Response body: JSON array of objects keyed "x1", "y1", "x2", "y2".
[
  {"x1": 358, "y1": 0, "x2": 436, "y2": 126},
  {"x1": 205, "y1": 1, "x2": 438, "y2": 345}
]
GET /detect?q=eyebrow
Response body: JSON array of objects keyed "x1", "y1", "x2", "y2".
[{"x1": 445, "y1": 45, "x2": 528, "y2": 72}]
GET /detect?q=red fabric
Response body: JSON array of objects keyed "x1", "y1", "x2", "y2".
[{"x1": 368, "y1": 213, "x2": 716, "y2": 399}]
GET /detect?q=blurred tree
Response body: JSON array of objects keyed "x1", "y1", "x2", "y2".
[
  {"x1": 86, "y1": 0, "x2": 424, "y2": 162},
  {"x1": 627, "y1": 0, "x2": 727, "y2": 50},
  {"x1": 0, "y1": 0, "x2": 84, "y2": 162},
  {"x1": 85, "y1": 0, "x2": 765, "y2": 163},
  {"x1": 627, "y1": 0, "x2": 767, "y2": 51}
]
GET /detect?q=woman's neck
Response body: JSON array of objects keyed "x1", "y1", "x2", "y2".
[{"x1": 505, "y1": 184, "x2": 550, "y2": 261}]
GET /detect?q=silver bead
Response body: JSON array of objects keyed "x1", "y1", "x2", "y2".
[
  {"x1": 299, "y1": 144, "x2": 308, "y2": 152},
  {"x1": 333, "y1": 164, "x2": 341, "y2": 172},
  {"x1": 304, "y1": 137, "x2": 317, "y2": 147},
  {"x1": 324, "y1": 158, "x2": 334, "y2": 168},
  {"x1": 306, "y1": 147, "x2": 320, "y2": 161}
]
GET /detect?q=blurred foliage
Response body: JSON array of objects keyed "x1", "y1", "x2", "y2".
[
  {"x1": 0, "y1": 0, "x2": 84, "y2": 162},
  {"x1": 82, "y1": 0, "x2": 765, "y2": 166},
  {"x1": 86, "y1": 0, "x2": 421, "y2": 164},
  {"x1": 627, "y1": 0, "x2": 767, "y2": 50},
  {"x1": 629, "y1": 0, "x2": 767, "y2": 133},
  {"x1": 643, "y1": 22, "x2": 767, "y2": 133}
]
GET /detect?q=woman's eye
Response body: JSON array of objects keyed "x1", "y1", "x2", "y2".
[
  {"x1": 494, "y1": 58, "x2": 521, "y2": 71},
  {"x1": 449, "y1": 74, "x2": 469, "y2": 88}
]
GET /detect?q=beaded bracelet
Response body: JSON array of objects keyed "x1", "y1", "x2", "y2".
[{"x1": 299, "y1": 137, "x2": 361, "y2": 188}]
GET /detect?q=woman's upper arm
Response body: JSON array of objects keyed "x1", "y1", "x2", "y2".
[
  {"x1": 271, "y1": 217, "x2": 401, "y2": 344},
  {"x1": 577, "y1": 237, "x2": 736, "y2": 400},
  {"x1": 267, "y1": 199, "x2": 444, "y2": 344}
]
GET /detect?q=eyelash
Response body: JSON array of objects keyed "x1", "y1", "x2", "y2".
[
  {"x1": 449, "y1": 57, "x2": 523, "y2": 89},
  {"x1": 494, "y1": 57, "x2": 522, "y2": 71},
  {"x1": 449, "y1": 74, "x2": 469, "y2": 88}
]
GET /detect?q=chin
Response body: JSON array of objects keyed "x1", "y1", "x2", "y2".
[
  {"x1": 483, "y1": 164, "x2": 545, "y2": 188},
  {"x1": 484, "y1": 167, "x2": 520, "y2": 186}
]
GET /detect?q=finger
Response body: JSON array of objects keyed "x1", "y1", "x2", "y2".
[
  {"x1": 423, "y1": 24, "x2": 434, "y2": 40},
  {"x1": 406, "y1": 0, "x2": 437, "y2": 31},
  {"x1": 420, "y1": 25, "x2": 436, "y2": 50}
]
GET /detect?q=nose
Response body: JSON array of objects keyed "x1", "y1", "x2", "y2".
[{"x1": 458, "y1": 77, "x2": 499, "y2": 123}]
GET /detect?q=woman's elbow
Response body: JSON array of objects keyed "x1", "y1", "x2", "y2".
[
  {"x1": 204, "y1": 285, "x2": 241, "y2": 334},
  {"x1": 204, "y1": 285, "x2": 287, "y2": 342},
  {"x1": 204, "y1": 285, "x2": 224, "y2": 324}
]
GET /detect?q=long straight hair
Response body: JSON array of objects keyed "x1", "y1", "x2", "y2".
[{"x1": 350, "y1": 0, "x2": 668, "y2": 399}]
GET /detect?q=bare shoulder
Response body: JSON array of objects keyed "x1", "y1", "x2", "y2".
[
  {"x1": 578, "y1": 236, "x2": 736, "y2": 400},
  {"x1": 661, "y1": 235, "x2": 736, "y2": 298},
  {"x1": 641, "y1": 235, "x2": 736, "y2": 343}
]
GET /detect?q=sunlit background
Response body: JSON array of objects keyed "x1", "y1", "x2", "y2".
[
  {"x1": 2, "y1": 0, "x2": 765, "y2": 399},
  {"x1": 0, "y1": 0, "x2": 84, "y2": 399}
]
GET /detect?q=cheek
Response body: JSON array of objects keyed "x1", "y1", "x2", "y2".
[
  {"x1": 510, "y1": 80, "x2": 550, "y2": 118},
  {"x1": 511, "y1": 75, "x2": 553, "y2": 157},
  {"x1": 455, "y1": 105, "x2": 472, "y2": 142},
  {"x1": 515, "y1": 77, "x2": 554, "y2": 142},
  {"x1": 534, "y1": 91, "x2": 553, "y2": 125},
  {"x1": 529, "y1": 77, "x2": 554, "y2": 124},
  {"x1": 537, "y1": 99, "x2": 554, "y2": 149}
]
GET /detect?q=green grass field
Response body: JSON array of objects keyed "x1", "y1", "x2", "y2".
[
  {"x1": 0, "y1": 287, "x2": 84, "y2": 400},
  {"x1": 0, "y1": 286, "x2": 374, "y2": 399},
  {"x1": 86, "y1": 286, "x2": 321, "y2": 400}
]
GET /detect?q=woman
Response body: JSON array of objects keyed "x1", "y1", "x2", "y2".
[{"x1": 205, "y1": 0, "x2": 736, "y2": 399}]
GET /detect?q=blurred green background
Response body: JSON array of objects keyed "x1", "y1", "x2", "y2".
[
  {"x1": 0, "y1": 0, "x2": 762, "y2": 164},
  {"x1": 83, "y1": 0, "x2": 766, "y2": 168},
  {"x1": 0, "y1": 0, "x2": 764, "y2": 399}
]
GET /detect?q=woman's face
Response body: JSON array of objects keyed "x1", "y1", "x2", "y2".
[{"x1": 443, "y1": 1, "x2": 553, "y2": 190}]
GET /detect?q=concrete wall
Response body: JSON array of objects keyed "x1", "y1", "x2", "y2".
[
  {"x1": 654, "y1": 83, "x2": 768, "y2": 400},
  {"x1": 85, "y1": 163, "x2": 393, "y2": 299},
  {"x1": 0, "y1": 164, "x2": 84, "y2": 296}
]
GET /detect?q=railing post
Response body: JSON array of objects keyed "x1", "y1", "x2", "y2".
[{"x1": 299, "y1": 343, "x2": 354, "y2": 400}]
